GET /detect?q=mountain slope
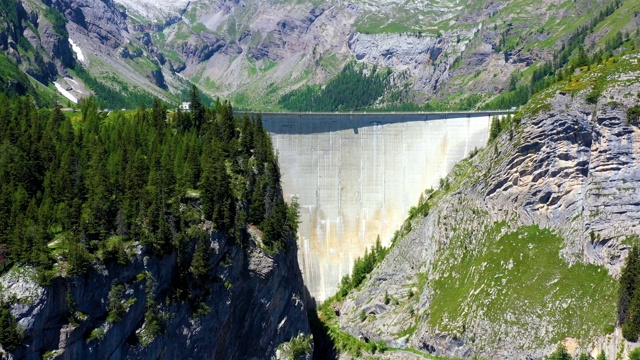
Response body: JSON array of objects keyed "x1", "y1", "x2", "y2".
[
  {"x1": 109, "y1": 0, "x2": 640, "y2": 109},
  {"x1": 330, "y1": 52, "x2": 640, "y2": 359},
  {"x1": 1, "y1": 0, "x2": 638, "y2": 110}
]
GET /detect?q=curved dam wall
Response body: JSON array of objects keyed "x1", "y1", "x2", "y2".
[{"x1": 260, "y1": 112, "x2": 501, "y2": 301}]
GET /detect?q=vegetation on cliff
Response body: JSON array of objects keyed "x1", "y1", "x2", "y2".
[
  {"x1": 0, "y1": 87, "x2": 299, "y2": 352},
  {"x1": 279, "y1": 62, "x2": 391, "y2": 112},
  {"x1": 312, "y1": 39, "x2": 640, "y2": 359}
]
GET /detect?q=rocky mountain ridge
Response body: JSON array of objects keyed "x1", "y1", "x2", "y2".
[
  {"x1": 331, "y1": 53, "x2": 640, "y2": 359},
  {"x1": 3, "y1": 0, "x2": 640, "y2": 110}
]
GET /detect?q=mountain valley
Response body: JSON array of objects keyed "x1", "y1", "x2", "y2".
[{"x1": 1, "y1": 0, "x2": 640, "y2": 359}]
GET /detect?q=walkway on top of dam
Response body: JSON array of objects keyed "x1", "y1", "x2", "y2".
[{"x1": 238, "y1": 110, "x2": 511, "y2": 135}]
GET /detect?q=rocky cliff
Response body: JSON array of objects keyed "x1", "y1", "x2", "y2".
[
  {"x1": 3, "y1": 0, "x2": 639, "y2": 110},
  {"x1": 332, "y1": 53, "x2": 640, "y2": 359},
  {"x1": 0, "y1": 0, "x2": 75, "y2": 84},
  {"x1": 0, "y1": 230, "x2": 310, "y2": 359},
  {"x1": 108, "y1": 0, "x2": 639, "y2": 108}
]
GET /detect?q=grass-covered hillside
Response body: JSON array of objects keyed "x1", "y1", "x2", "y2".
[{"x1": 311, "y1": 44, "x2": 640, "y2": 359}]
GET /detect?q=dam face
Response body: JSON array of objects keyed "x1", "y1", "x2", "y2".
[{"x1": 261, "y1": 112, "x2": 497, "y2": 301}]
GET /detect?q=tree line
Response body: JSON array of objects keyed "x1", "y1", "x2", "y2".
[
  {"x1": 619, "y1": 245, "x2": 640, "y2": 341},
  {"x1": 279, "y1": 62, "x2": 391, "y2": 112},
  {"x1": 0, "y1": 86, "x2": 297, "y2": 279},
  {"x1": 483, "y1": 0, "x2": 626, "y2": 110}
]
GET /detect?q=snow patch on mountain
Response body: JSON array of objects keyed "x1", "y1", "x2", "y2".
[
  {"x1": 69, "y1": 38, "x2": 85, "y2": 63},
  {"x1": 54, "y1": 82, "x2": 78, "y2": 104}
]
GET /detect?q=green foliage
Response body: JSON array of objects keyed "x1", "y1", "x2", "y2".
[
  {"x1": 586, "y1": 89, "x2": 601, "y2": 104},
  {"x1": 139, "y1": 274, "x2": 162, "y2": 345},
  {"x1": 408, "y1": 191, "x2": 430, "y2": 220},
  {"x1": 87, "y1": 327, "x2": 105, "y2": 342},
  {"x1": 72, "y1": 65, "x2": 156, "y2": 109},
  {"x1": 548, "y1": 344, "x2": 571, "y2": 360},
  {"x1": 0, "y1": 55, "x2": 38, "y2": 100},
  {"x1": 597, "y1": 350, "x2": 606, "y2": 360},
  {"x1": 627, "y1": 105, "x2": 640, "y2": 125},
  {"x1": 106, "y1": 281, "x2": 126, "y2": 323},
  {"x1": 429, "y1": 224, "x2": 616, "y2": 345},
  {"x1": 43, "y1": 7, "x2": 68, "y2": 39},
  {"x1": 279, "y1": 63, "x2": 391, "y2": 111},
  {"x1": 189, "y1": 237, "x2": 211, "y2": 282},
  {"x1": 312, "y1": 302, "x2": 396, "y2": 358},
  {"x1": 0, "y1": 87, "x2": 290, "y2": 304},
  {"x1": 336, "y1": 236, "x2": 387, "y2": 299},
  {"x1": 100, "y1": 236, "x2": 129, "y2": 265},
  {"x1": 278, "y1": 334, "x2": 313, "y2": 359},
  {"x1": 620, "y1": 245, "x2": 640, "y2": 341},
  {"x1": 0, "y1": 305, "x2": 22, "y2": 351},
  {"x1": 483, "y1": 0, "x2": 624, "y2": 111},
  {"x1": 66, "y1": 234, "x2": 93, "y2": 277},
  {"x1": 488, "y1": 116, "x2": 503, "y2": 142},
  {"x1": 630, "y1": 347, "x2": 640, "y2": 360}
]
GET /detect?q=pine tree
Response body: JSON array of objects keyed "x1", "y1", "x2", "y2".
[
  {"x1": 489, "y1": 116, "x2": 503, "y2": 141},
  {"x1": 619, "y1": 246, "x2": 640, "y2": 324},
  {"x1": 190, "y1": 85, "x2": 204, "y2": 132},
  {"x1": 107, "y1": 281, "x2": 126, "y2": 323},
  {"x1": 190, "y1": 237, "x2": 210, "y2": 281},
  {"x1": 0, "y1": 306, "x2": 22, "y2": 351},
  {"x1": 548, "y1": 344, "x2": 571, "y2": 360}
]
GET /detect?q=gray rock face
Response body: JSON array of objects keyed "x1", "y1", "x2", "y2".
[
  {"x1": 336, "y1": 54, "x2": 640, "y2": 359},
  {"x1": 0, "y1": 0, "x2": 74, "y2": 83},
  {"x1": 348, "y1": 33, "x2": 450, "y2": 94},
  {"x1": 52, "y1": 0, "x2": 127, "y2": 49},
  {"x1": 1, "y1": 233, "x2": 310, "y2": 359},
  {"x1": 174, "y1": 33, "x2": 228, "y2": 65}
]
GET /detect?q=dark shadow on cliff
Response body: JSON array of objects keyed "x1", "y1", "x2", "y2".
[
  {"x1": 302, "y1": 284, "x2": 336, "y2": 359},
  {"x1": 308, "y1": 308, "x2": 338, "y2": 360}
]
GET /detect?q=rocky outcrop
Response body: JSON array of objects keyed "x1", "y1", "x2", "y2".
[
  {"x1": 0, "y1": 0, "x2": 74, "y2": 83},
  {"x1": 336, "y1": 54, "x2": 640, "y2": 359},
  {"x1": 175, "y1": 33, "x2": 229, "y2": 65},
  {"x1": 1, "y1": 232, "x2": 311, "y2": 359},
  {"x1": 147, "y1": 68, "x2": 166, "y2": 89},
  {"x1": 50, "y1": 0, "x2": 127, "y2": 49}
]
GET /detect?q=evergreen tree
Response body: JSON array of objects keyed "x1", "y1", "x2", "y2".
[
  {"x1": 597, "y1": 350, "x2": 606, "y2": 360},
  {"x1": 190, "y1": 85, "x2": 205, "y2": 132},
  {"x1": 619, "y1": 246, "x2": 640, "y2": 324},
  {"x1": 489, "y1": 116, "x2": 503, "y2": 141},
  {"x1": 548, "y1": 344, "x2": 571, "y2": 360},
  {"x1": 190, "y1": 237, "x2": 211, "y2": 281},
  {"x1": 107, "y1": 281, "x2": 126, "y2": 323},
  {"x1": 0, "y1": 92, "x2": 290, "y2": 292},
  {"x1": 0, "y1": 306, "x2": 21, "y2": 351}
]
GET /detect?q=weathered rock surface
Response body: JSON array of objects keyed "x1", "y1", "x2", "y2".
[
  {"x1": 4, "y1": 0, "x2": 631, "y2": 110},
  {"x1": 336, "y1": 54, "x2": 640, "y2": 359},
  {"x1": 97, "y1": 0, "x2": 568, "y2": 104},
  {"x1": 0, "y1": 232, "x2": 311, "y2": 359}
]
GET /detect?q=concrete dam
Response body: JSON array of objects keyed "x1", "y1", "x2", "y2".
[{"x1": 260, "y1": 112, "x2": 504, "y2": 301}]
